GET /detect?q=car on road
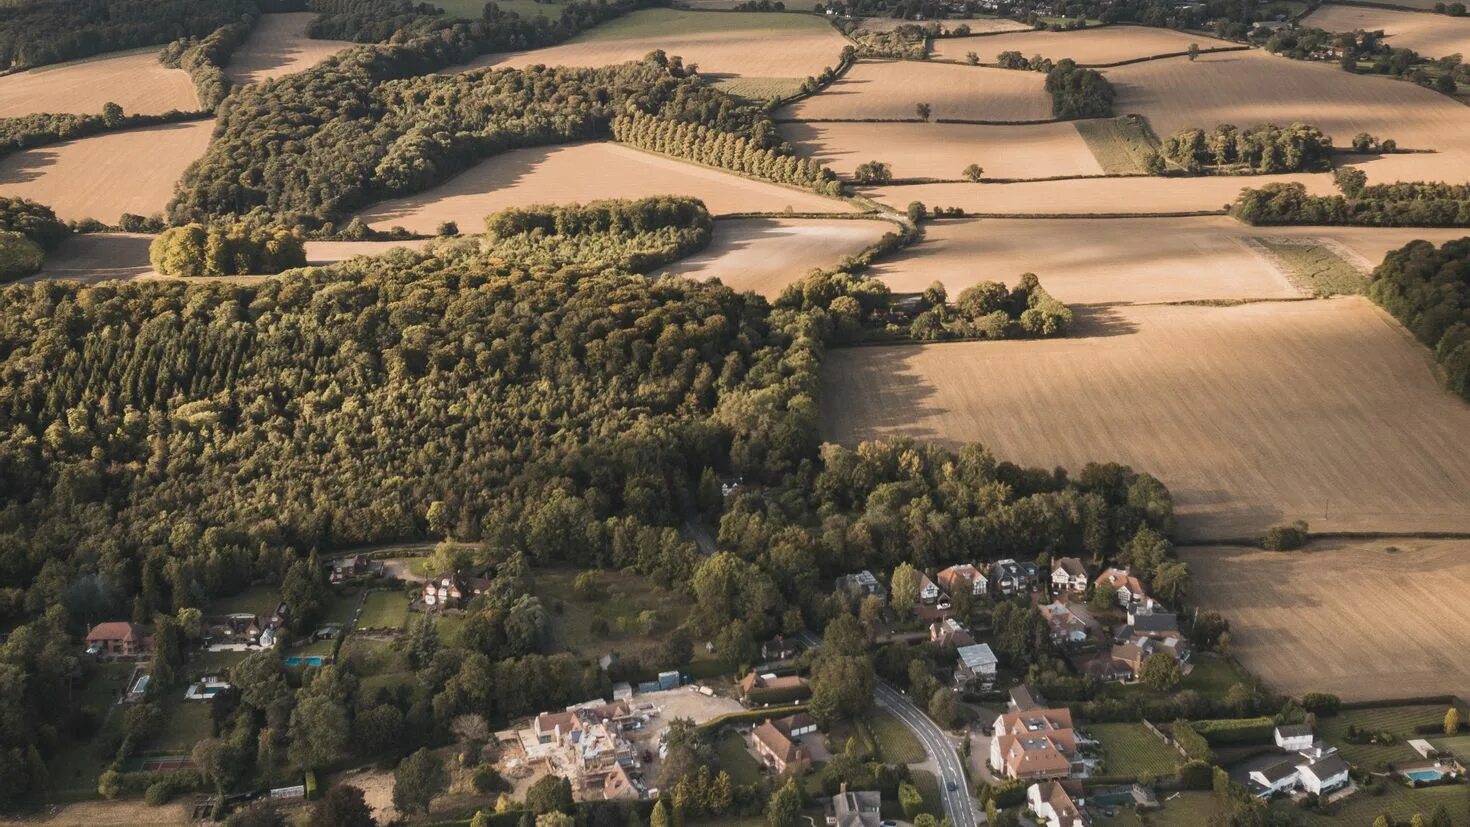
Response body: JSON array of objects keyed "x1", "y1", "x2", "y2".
[{"x1": 946, "y1": 781, "x2": 958, "y2": 792}]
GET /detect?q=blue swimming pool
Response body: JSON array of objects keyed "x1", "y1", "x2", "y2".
[
  {"x1": 285, "y1": 655, "x2": 326, "y2": 667},
  {"x1": 1406, "y1": 769, "x2": 1446, "y2": 783}
]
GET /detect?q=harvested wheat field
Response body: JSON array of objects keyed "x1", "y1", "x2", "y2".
[
  {"x1": 655, "y1": 216, "x2": 895, "y2": 297},
  {"x1": 779, "y1": 121, "x2": 1103, "y2": 180},
  {"x1": 458, "y1": 10, "x2": 845, "y2": 81},
  {"x1": 779, "y1": 61, "x2": 1052, "y2": 122},
  {"x1": 226, "y1": 13, "x2": 354, "y2": 85},
  {"x1": 863, "y1": 17, "x2": 1031, "y2": 32},
  {"x1": 1111, "y1": 48, "x2": 1470, "y2": 183},
  {"x1": 30, "y1": 236, "x2": 432, "y2": 283},
  {"x1": 1305, "y1": 4, "x2": 1470, "y2": 62},
  {"x1": 821, "y1": 298, "x2": 1470, "y2": 540},
  {"x1": 0, "y1": 49, "x2": 197, "y2": 118},
  {"x1": 872, "y1": 216, "x2": 1470, "y2": 301},
  {"x1": 861, "y1": 172, "x2": 1334, "y2": 215},
  {"x1": 354, "y1": 142, "x2": 856, "y2": 234},
  {"x1": 0, "y1": 120, "x2": 214, "y2": 223},
  {"x1": 1183, "y1": 539, "x2": 1470, "y2": 700},
  {"x1": 871, "y1": 216, "x2": 1300, "y2": 302},
  {"x1": 930, "y1": 25, "x2": 1229, "y2": 65}
]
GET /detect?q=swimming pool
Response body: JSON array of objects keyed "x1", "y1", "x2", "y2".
[
  {"x1": 285, "y1": 655, "x2": 326, "y2": 667},
  {"x1": 1406, "y1": 769, "x2": 1446, "y2": 783}
]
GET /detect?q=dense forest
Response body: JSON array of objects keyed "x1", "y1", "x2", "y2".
[
  {"x1": 169, "y1": 52, "x2": 765, "y2": 228},
  {"x1": 159, "y1": 19, "x2": 257, "y2": 110},
  {"x1": 1369, "y1": 238, "x2": 1470, "y2": 399},
  {"x1": 1045, "y1": 59, "x2": 1114, "y2": 119},
  {"x1": 148, "y1": 224, "x2": 307, "y2": 276},
  {"x1": 481, "y1": 196, "x2": 715, "y2": 272},
  {"x1": 0, "y1": 0, "x2": 264, "y2": 71},
  {"x1": 1161, "y1": 123, "x2": 1332, "y2": 174}
]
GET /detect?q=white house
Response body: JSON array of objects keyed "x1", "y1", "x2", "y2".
[
  {"x1": 1248, "y1": 760, "x2": 1300, "y2": 798},
  {"x1": 1298, "y1": 753, "x2": 1351, "y2": 795},
  {"x1": 954, "y1": 643, "x2": 998, "y2": 689},
  {"x1": 1275, "y1": 724, "x2": 1314, "y2": 752},
  {"x1": 1050, "y1": 558, "x2": 1088, "y2": 593},
  {"x1": 1027, "y1": 780, "x2": 1090, "y2": 827}
]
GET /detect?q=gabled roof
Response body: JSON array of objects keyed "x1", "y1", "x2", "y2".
[
  {"x1": 1096, "y1": 567, "x2": 1146, "y2": 595},
  {"x1": 1301, "y1": 753, "x2": 1350, "y2": 780},
  {"x1": 1276, "y1": 723, "x2": 1313, "y2": 738},
  {"x1": 1254, "y1": 759, "x2": 1299, "y2": 784},
  {"x1": 753, "y1": 717, "x2": 809, "y2": 766},
  {"x1": 1052, "y1": 557, "x2": 1087, "y2": 577},
  {"x1": 86, "y1": 621, "x2": 145, "y2": 642}
]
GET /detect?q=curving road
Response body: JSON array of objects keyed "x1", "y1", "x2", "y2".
[{"x1": 797, "y1": 631, "x2": 982, "y2": 827}]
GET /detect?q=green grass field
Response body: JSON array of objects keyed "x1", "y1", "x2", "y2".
[
  {"x1": 358, "y1": 590, "x2": 410, "y2": 630},
  {"x1": 1075, "y1": 116, "x2": 1160, "y2": 175},
  {"x1": 1254, "y1": 238, "x2": 1368, "y2": 296},
  {"x1": 210, "y1": 584, "x2": 280, "y2": 616},
  {"x1": 865, "y1": 710, "x2": 927, "y2": 764},
  {"x1": 46, "y1": 663, "x2": 135, "y2": 800},
  {"x1": 1090, "y1": 722, "x2": 1182, "y2": 779},
  {"x1": 1098, "y1": 791, "x2": 1226, "y2": 826},
  {"x1": 717, "y1": 730, "x2": 764, "y2": 785},
  {"x1": 909, "y1": 768, "x2": 943, "y2": 817},
  {"x1": 535, "y1": 567, "x2": 695, "y2": 661},
  {"x1": 1181, "y1": 657, "x2": 1250, "y2": 700},
  {"x1": 712, "y1": 76, "x2": 806, "y2": 102},
  {"x1": 146, "y1": 699, "x2": 215, "y2": 754}
]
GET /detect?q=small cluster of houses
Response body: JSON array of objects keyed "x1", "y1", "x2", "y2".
[{"x1": 1247, "y1": 724, "x2": 1353, "y2": 800}]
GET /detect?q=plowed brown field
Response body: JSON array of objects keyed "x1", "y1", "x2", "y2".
[
  {"x1": 779, "y1": 120, "x2": 1103, "y2": 180},
  {"x1": 779, "y1": 61, "x2": 1052, "y2": 121},
  {"x1": 820, "y1": 298, "x2": 1470, "y2": 540},
  {"x1": 0, "y1": 50, "x2": 197, "y2": 118},
  {"x1": 656, "y1": 216, "x2": 895, "y2": 297},
  {"x1": 226, "y1": 13, "x2": 354, "y2": 85},
  {"x1": 931, "y1": 25, "x2": 1228, "y2": 64},
  {"x1": 1184, "y1": 539, "x2": 1470, "y2": 701}
]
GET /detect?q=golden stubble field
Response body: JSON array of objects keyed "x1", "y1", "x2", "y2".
[
  {"x1": 860, "y1": 172, "x2": 1335, "y2": 214},
  {"x1": 1303, "y1": 4, "x2": 1470, "y2": 60},
  {"x1": 457, "y1": 9, "x2": 846, "y2": 81},
  {"x1": 779, "y1": 60, "x2": 1053, "y2": 121},
  {"x1": 0, "y1": 49, "x2": 197, "y2": 118},
  {"x1": 820, "y1": 298, "x2": 1470, "y2": 541},
  {"x1": 866, "y1": 17, "x2": 1031, "y2": 32},
  {"x1": 779, "y1": 120, "x2": 1103, "y2": 180},
  {"x1": 353, "y1": 142, "x2": 856, "y2": 234},
  {"x1": 31, "y1": 235, "x2": 435, "y2": 283},
  {"x1": 655, "y1": 216, "x2": 895, "y2": 297},
  {"x1": 1184, "y1": 539, "x2": 1470, "y2": 700},
  {"x1": 930, "y1": 25, "x2": 1228, "y2": 64},
  {"x1": 1110, "y1": 48, "x2": 1470, "y2": 183},
  {"x1": 869, "y1": 215, "x2": 1470, "y2": 300},
  {"x1": 226, "y1": 13, "x2": 354, "y2": 85},
  {"x1": 0, "y1": 120, "x2": 215, "y2": 223}
]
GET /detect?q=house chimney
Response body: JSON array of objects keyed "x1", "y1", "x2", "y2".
[{"x1": 840, "y1": 782, "x2": 848, "y2": 795}]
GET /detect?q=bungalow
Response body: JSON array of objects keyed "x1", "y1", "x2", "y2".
[
  {"x1": 992, "y1": 559, "x2": 1039, "y2": 596},
  {"x1": 1094, "y1": 568, "x2": 1148, "y2": 607},
  {"x1": 762, "y1": 636, "x2": 801, "y2": 661},
  {"x1": 1050, "y1": 558, "x2": 1089, "y2": 594},
  {"x1": 1275, "y1": 724, "x2": 1314, "y2": 752},
  {"x1": 1041, "y1": 602, "x2": 1088, "y2": 645},
  {"x1": 938, "y1": 564, "x2": 987, "y2": 597},
  {"x1": 954, "y1": 643, "x2": 998, "y2": 690},
  {"x1": 1298, "y1": 753, "x2": 1351, "y2": 796},
  {"x1": 1027, "y1": 779, "x2": 1091, "y2": 827},
  {"x1": 84, "y1": 622, "x2": 152, "y2": 658},
  {"x1": 836, "y1": 570, "x2": 888, "y2": 606},
  {"x1": 752, "y1": 713, "x2": 819, "y2": 773}
]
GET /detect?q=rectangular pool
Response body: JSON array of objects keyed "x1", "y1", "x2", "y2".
[{"x1": 1406, "y1": 769, "x2": 1445, "y2": 783}]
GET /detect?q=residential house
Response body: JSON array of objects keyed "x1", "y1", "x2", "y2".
[
  {"x1": 930, "y1": 618, "x2": 975, "y2": 649},
  {"x1": 1050, "y1": 558, "x2": 1089, "y2": 594},
  {"x1": 752, "y1": 713, "x2": 819, "y2": 773},
  {"x1": 593, "y1": 762, "x2": 639, "y2": 801},
  {"x1": 1248, "y1": 759, "x2": 1301, "y2": 798},
  {"x1": 1094, "y1": 568, "x2": 1148, "y2": 607},
  {"x1": 84, "y1": 622, "x2": 152, "y2": 658},
  {"x1": 1009, "y1": 685, "x2": 1046, "y2": 712},
  {"x1": 761, "y1": 636, "x2": 801, "y2": 661},
  {"x1": 1072, "y1": 649, "x2": 1135, "y2": 684},
  {"x1": 329, "y1": 554, "x2": 369, "y2": 583},
  {"x1": 836, "y1": 570, "x2": 888, "y2": 606},
  {"x1": 423, "y1": 572, "x2": 466, "y2": 610},
  {"x1": 827, "y1": 785, "x2": 882, "y2": 827},
  {"x1": 1027, "y1": 779, "x2": 1091, "y2": 827},
  {"x1": 1275, "y1": 724, "x2": 1314, "y2": 752},
  {"x1": 739, "y1": 671, "x2": 809, "y2": 702},
  {"x1": 992, "y1": 559, "x2": 1039, "y2": 596},
  {"x1": 938, "y1": 564, "x2": 987, "y2": 597},
  {"x1": 1111, "y1": 604, "x2": 1191, "y2": 669},
  {"x1": 918, "y1": 573, "x2": 941, "y2": 605},
  {"x1": 1247, "y1": 748, "x2": 1352, "y2": 799},
  {"x1": 990, "y1": 708, "x2": 1078, "y2": 781},
  {"x1": 1041, "y1": 602, "x2": 1088, "y2": 645},
  {"x1": 954, "y1": 643, "x2": 998, "y2": 690},
  {"x1": 1298, "y1": 753, "x2": 1351, "y2": 795}
]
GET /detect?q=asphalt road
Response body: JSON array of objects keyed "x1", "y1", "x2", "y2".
[{"x1": 797, "y1": 631, "x2": 982, "y2": 827}]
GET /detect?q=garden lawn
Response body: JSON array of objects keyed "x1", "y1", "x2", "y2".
[
  {"x1": 1090, "y1": 723, "x2": 1181, "y2": 778},
  {"x1": 865, "y1": 710, "x2": 927, "y2": 764},
  {"x1": 210, "y1": 584, "x2": 280, "y2": 616},
  {"x1": 358, "y1": 590, "x2": 410, "y2": 631},
  {"x1": 717, "y1": 730, "x2": 764, "y2": 785},
  {"x1": 1319, "y1": 705, "x2": 1453, "y2": 769},
  {"x1": 46, "y1": 663, "x2": 134, "y2": 800},
  {"x1": 909, "y1": 769, "x2": 942, "y2": 817},
  {"x1": 1180, "y1": 657, "x2": 1251, "y2": 700},
  {"x1": 146, "y1": 699, "x2": 215, "y2": 754},
  {"x1": 534, "y1": 568, "x2": 695, "y2": 662}
]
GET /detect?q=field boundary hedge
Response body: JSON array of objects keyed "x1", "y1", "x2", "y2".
[
  {"x1": 960, "y1": 209, "x2": 1227, "y2": 219},
  {"x1": 927, "y1": 44, "x2": 1248, "y2": 69},
  {"x1": 697, "y1": 704, "x2": 805, "y2": 731}
]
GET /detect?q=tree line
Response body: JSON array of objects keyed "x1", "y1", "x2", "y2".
[
  {"x1": 611, "y1": 112, "x2": 843, "y2": 197},
  {"x1": 169, "y1": 51, "x2": 765, "y2": 228},
  {"x1": 0, "y1": 107, "x2": 209, "y2": 165},
  {"x1": 1368, "y1": 238, "x2": 1470, "y2": 399},
  {"x1": 1161, "y1": 123, "x2": 1332, "y2": 175},
  {"x1": 1262, "y1": 26, "x2": 1470, "y2": 97},
  {"x1": 0, "y1": 0, "x2": 267, "y2": 72},
  {"x1": 159, "y1": 18, "x2": 257, "y2": 110},
  {"x1": 148, "y1": 224, "x2": 307, "y2": 276},
  {"x1": 1230, "y1": 180, "x2": 1470, "y2": 228}
]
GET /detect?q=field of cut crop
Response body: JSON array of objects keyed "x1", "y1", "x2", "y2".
[
  {"x1": 225, "y1": 13, "x2": 353, "y2": 85},
  {"x1": 1110, "y1": 48, "x2": 1470, "y2": 183},
  {"x1": 779, "y1": 60, "x2": 1052, "y2": 121},
  {"x1": 866, "y1": 16, "x2": 1030, "y2": 32},
  {"x1": 353, "y1": 142, "x2": 855, "y2": 234},
  {"x1": 779, "y1": 120, "x2": 1103, "y2": 180},
  {"x1": 31, "y1": 236, "x2": 434, "y2": 284},
  {"x1": 820, "y1": 298, "x2": 1470, "y2": 540},
  {"x1": 0, "y1": 120, "x2": 214, "y2": 223},
  {"x1": 930, "y1": 25, "x2": 1228, "y2": 64},
  {"x1": 655, "y1": 216, "x2": 895, "y2": 296},
  {"x1": 0, "y1": 49, "x2": 197, "y2": 118},
  {"x1": 1303, "y1": 4, "x2": 1470, "y2": 60},
  {"x1": 860, "y1": 172, "x2": 1334, "y2": 214},
  {"x1": 1183, "y1": 539, "x2": 1470, "y2": 701},
  {"x1": 459, "y1": 9, "x2": 845, "y2": 81}
]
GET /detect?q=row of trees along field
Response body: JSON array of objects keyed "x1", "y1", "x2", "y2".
[
  {"x1": 481, "y1": 196, "x2": 715, "y2": 272},
  {"x1": 1161, "y1": 123, "x2": 1333, "y2": 174},
  {"x1": 0, "y1": 197, "x2": 69, "y2": 282},
  {"x1": 159, "y1": 18, "x2": 257, "y2": 110},
  {"x1": 0, "y1": 108, "x2": 207, "y2": 163},
  {"x1": 1231, "y1": 179, "x2": 1470, "y2": 227},
  {"x1": 611, "y1": 112, "x2": 844, "y2": 196},
  {"x1": 148, "y1": 224, "x2": 307, "y2": 276},
  {"x1": 169, "y1": 52, "x2": 766, "y2": 228},
  {"x1": 1369, "y1": 239, "x2": 1470, "y2": 399},
  {"x1": 0, "y1": 0, "x2": 269, "y2": 71},
  {"x1": 1045, "y1": 59, "x2": 1115, "y2": 119}
]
